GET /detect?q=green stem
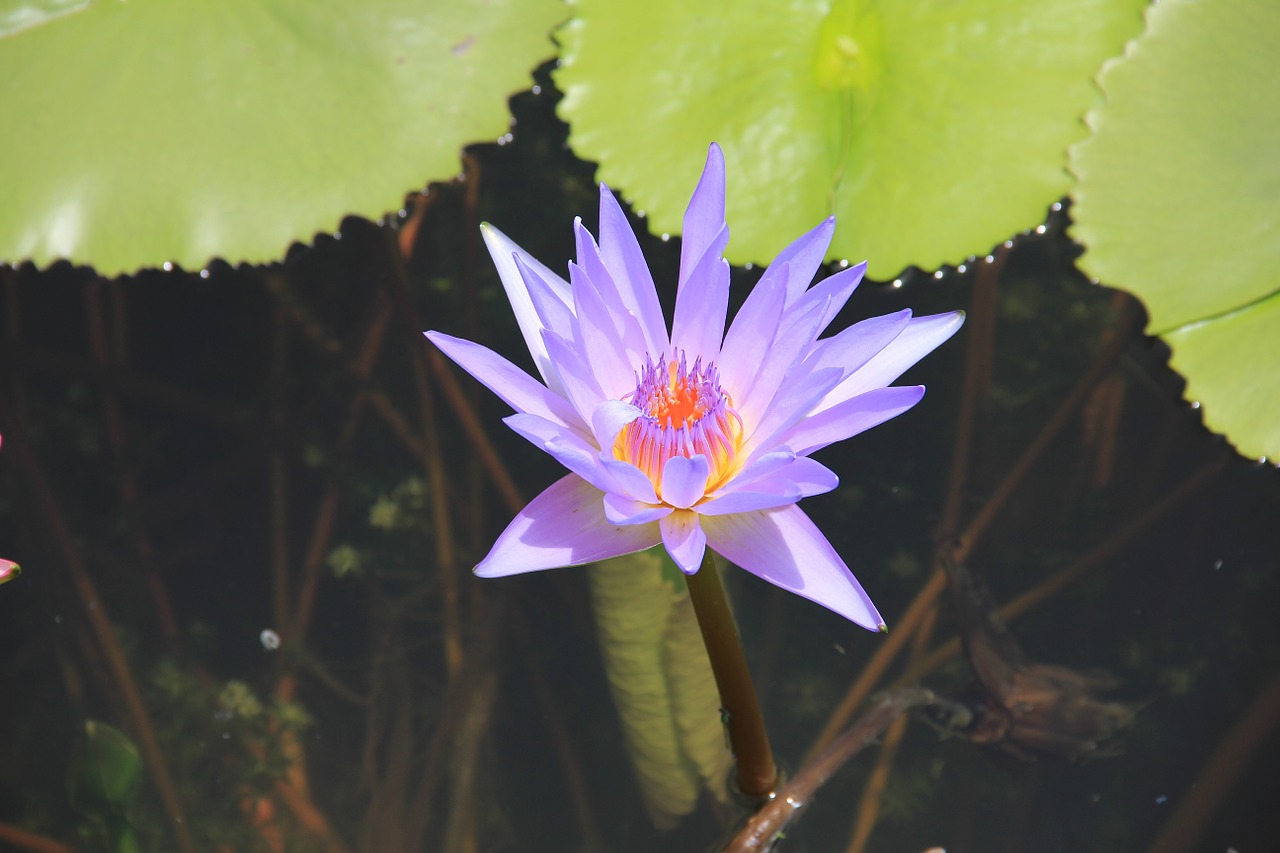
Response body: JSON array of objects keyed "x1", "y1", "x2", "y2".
[{"x1": 685, "y1": 549, "x2": 778, "y2": 802}]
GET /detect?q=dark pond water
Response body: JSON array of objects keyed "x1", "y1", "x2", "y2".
[{"x1": 1, "y1": 78, "x2": 1278, "y2": 853}]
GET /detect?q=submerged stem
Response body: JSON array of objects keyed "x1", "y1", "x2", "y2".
[{"x1": 685, "y1": 550, "x2": 778, "y2": 802}]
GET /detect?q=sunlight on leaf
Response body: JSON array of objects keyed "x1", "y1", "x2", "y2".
[
  {"x1": 0, "y1": 0, "x2": 563, "y2": 276},
  {"x1": 1070, "y1": 0, "x2": 1280, "y2": 460},
  {"x1": 554, "y1": 0, "x2": 1145, "y2": 278}
]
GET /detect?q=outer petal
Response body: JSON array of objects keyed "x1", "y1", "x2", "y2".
[
  {"x1": 480, "y1": 223, "x2": 572, "y2": 392},
  {"x1": 719, "y1": 260, "x2": 787, "y2": 399},
  {"x1": 661, "y1": 509, "x2": 707, "y2": 575},
  {"x1": 670, "y1": 233, "x2": 730, "y2": 363},
  {"x1": 788, "y1": 261, "x2": 867, "y2": 338},
  {"x1": 541, "y1": 332, "x2": 607, "y2": 426},
  {"x1": 597, "y1": 185, "x2": 669, "y2": 356},
  {"x1": 569, "y1": 262, "x2": 634, "y2": 399},
  {"x1": 758, "y1": 216, "x2": 836, "y2": 308},
  {"x1": 679, "y1": 143, "x2": 727, "y2": 293},
  {"x1": 475, "y1": 475, "x2": 660, "y2": 577},
  {"x1": 503, "y1": 413, "x2": 613, "y2": 493},
  {"x1": 803, "y1": 310, "x2": 913, "y2": 380},
  {"x1": 737, "y1": 296, "x2": 828, "y2": 426},
  {"x1": 699, "y1": 457, "x2": 837, "y2": 516},
  {"x1": 425, "y1": 331, "x2": 582, "y2": 432},
  {"x1": 702, "y1": 505, "x2": 884, "y2": 631},
  {"x1": 821, "y1": 311, "x2": 965, "y2": 408},
  {"x1": 516, "y1": 255, "x2": 575, "y2": 348},
  {"x1": 780, "y1": 385, "x2": 927, "y2": 458},
  {"x1": 604, "y1": 493, "x2": 674, "y2": 526}
]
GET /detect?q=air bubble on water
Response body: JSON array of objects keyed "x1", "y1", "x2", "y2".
[{"x1": 260, "y1": 629, "x2": 281, "y2": 651}]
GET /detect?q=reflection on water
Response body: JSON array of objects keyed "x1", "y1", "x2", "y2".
[{"x1": 1, "y1": 84, "x2": 1278, "y2": 853}]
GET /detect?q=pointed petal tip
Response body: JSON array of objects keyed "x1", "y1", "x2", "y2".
[{"x1": 877, "y1": 622, "x2": 889, "y2": 634}]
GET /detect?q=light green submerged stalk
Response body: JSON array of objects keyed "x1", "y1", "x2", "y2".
[{"x1": 588, "y1": 547, "x2": 733, "y2": 827}]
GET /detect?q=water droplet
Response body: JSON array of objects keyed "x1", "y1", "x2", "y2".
[
  {"x1": 162, "y1": 261, "x2": 174, "y2": 272},
  {"x1": 892, "y1": 279, "x2": 903, "y2": 288},
  {"x1": 635, "y1": 209, "x2": 645, "y2": 218},
  {"x1": 531, "y1": 84, "x2": 542, "y2": 95},
  {"x1": 199, "y1": 269, "x2": 210, "y2": 279},
  {"x1": 333, "y1": 232, "x2": 343, "y2": 240},
  {"x1": 1190, "y1": 401, "x2": 1201, "y2": 409},
  {"x1": 1213, "y1": 559, "x2": 1223, "y2": 571},
  {"x1": 744, "y1": 262, "x2": 754, "y2": 270},
  {"x1": 1051, "y1": 201, "x2": 1063, "y2": 212},
  {"x1": 837, "y1": 259, "x2": 849, "y2": 268},
  {"x1": 398, "y1": 209, "x2": 408, "y2": 219},
  {"x1": 933, "y1": 270, "x2": 944, "y2": 280},
  {"x1": 1003, "y1": 240, "x2": 1014, "y2": 249},
  {"x1": 660, "y1": 233, "x2": 670, "y2": 241},
  {"x1": 957, "y1": 264, "x2": 967, "y2": 274},
  {"x1": 985, "y1": 255, "x2": 995, "y2": 264},
  {"x1": 1035, "y1": 224, "x2": 1047, "y2": 235},
  {"x1": 260, "y1": 629, "x2": 280, "y2": 651}
]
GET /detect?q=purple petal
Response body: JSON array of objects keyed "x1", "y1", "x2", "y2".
[
  {"x1": 591, "y1": 399, "x2": 642, "y2": 450},
  {"x1": 740, "y1": 366, "x2": 844, "y2": 456},
  {"x1": 702, "y1": 505, "x2": 884, "y2": 631},
  {"x1": 476, "y1": 475, "x2": 661, "y2": 577},
  {"x1": 480, "y1": 223, "x2": 572, "y2": 389},
  {"x1": 670, "y1": 232, "x2": 730, "y2": 362},
  {"x1": 700, "y1": 457, "x2": 837, "y2": 516},
  {"x1": 569, "y1": 263, "x2": 634, "y2": 399},
  {"x1": 516, "y1": 255, "x2": 575, "y2": 352},
  {"x1": 804, "y1": 309, "x2": 913, "y2": 380},
  {"x1": 597, "y1": 186, "x2": 669, "y2": 356},
  {"x1": 599, "y1": 457, "x2": 660, "y2": 504},
  {"x1": 823, "y1": 312, "x2": 965, "y2": 406},
  {"x1": 661, "y1": 454, "x2": 710, "y2": 509},
  {"x1": 736, "y1": 296, "x2": 828, "y2": 426},
  {"x1": 604, "y1": 492, "x2": 673, "y2": 526},
  {"x1": 541, "y1": 332, "x2": 606, "y2": 425},
  {"x1": 718, "y1": 261, "x2": 787, "y2": 399},
  {"x1": 788, "y1": 261, "x2": 867, "y2": 338},
  {"x1": 574, "y1": 219, "x2": 651, "y2": 364},
  {"x1": 716, "y1": 450, "x2": 796, "y2": 491},
  {"x1": 503, "y1": 413, "x2": 613, "y2": 493},
  {"x1": 661, "y1": 510, "x2": 707, "y2": 574},
  {"x1": 755, "y1": 217, "x2": 835, "y2": 308},
  {"x1": 425, "y1": 331, "x2": 582, "y2": 431},
  {"x1": 781, "y1": 385, "x2": 926, "y2": 456},
  {"x1": 679, "y1": 143, "x2": 727, "y2": 293}
]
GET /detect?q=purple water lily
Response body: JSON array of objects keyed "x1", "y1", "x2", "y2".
[{"x1": 427, "y1": 144, "x2": 962, "y2": 631}]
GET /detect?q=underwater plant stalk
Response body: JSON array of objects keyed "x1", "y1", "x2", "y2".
[{"x1": 685, "y1": 549, "x2": 778, "y2": 801}]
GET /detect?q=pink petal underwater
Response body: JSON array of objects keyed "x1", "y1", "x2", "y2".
[
  {"x1": 475, "y1": 475, "x2": 660, "y2": 577},
  {"x1": 424, "y1": 332, "x2": 582, "y2": 433},
  {"x1": 661, "y1": 509, "x2": 708, "y2": 574},
  {"x1": 703, "y1": 505, "x2": 884, "y2": 631}
]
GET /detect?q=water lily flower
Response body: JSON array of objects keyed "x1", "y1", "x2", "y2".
[{"x1": 426, "y1": 144, "x2": 962, "y2": 631}]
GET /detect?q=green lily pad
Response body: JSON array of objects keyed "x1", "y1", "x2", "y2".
[
  {"x1": 554, "y1": 0, "x2": 1145, "y2": 277},
  {"x1": 0, "y1": 0, "x2": 563, "y2": 277},
  {"x1": 1070, "y1": 0, "x2": 1280, "y2": 460}
]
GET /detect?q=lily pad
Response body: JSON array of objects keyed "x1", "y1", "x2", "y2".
[
  {"x1": 554, "y1": 0, "x2": 1145, "y2": 278},
  {"x1": 1070, "y1": 0, "x2": 1280, "y2": 460},
  {"x1": 0, "y1": 0, "x2": 563, "y2": 276}
]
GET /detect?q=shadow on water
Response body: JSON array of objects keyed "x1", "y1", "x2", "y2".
[{"x1": 1, "y1": 74, "x2": 1278, "y2": 853}]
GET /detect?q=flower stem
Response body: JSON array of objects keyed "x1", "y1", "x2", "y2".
[{"x1": 685, "y1": 549, "x2": 778, "y2": 802}]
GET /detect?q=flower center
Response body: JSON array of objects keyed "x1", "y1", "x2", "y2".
[{"x1": 614, "y1": 351, "x2": 743, "y2": 500}]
